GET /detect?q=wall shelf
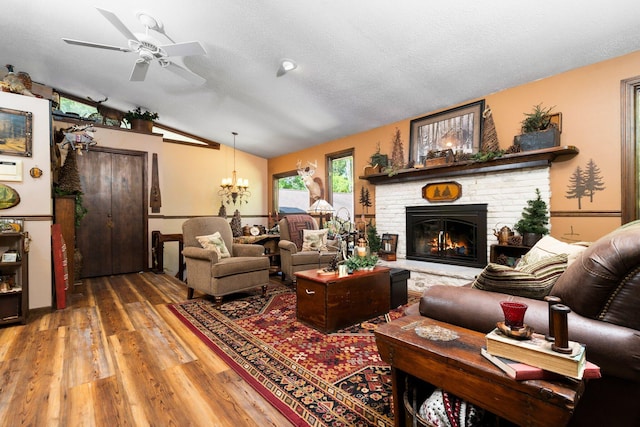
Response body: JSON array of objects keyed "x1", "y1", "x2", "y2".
[{"x1": 360, "y1": 146, "x2": 579, "y2": 185}]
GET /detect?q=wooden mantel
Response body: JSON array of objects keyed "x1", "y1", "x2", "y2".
[{"x1": 360, "y1": 146, "x2": 579, "y2": 185}]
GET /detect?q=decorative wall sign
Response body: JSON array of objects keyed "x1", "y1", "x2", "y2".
[
  {"x1": 0, "y1": 107, "x2": 32, "y2": 157},
  {"x1": 0, "y1": 159, "x2": 22, "y2": 181},
  {"x1": 422, "y1": 181, "x2": 462, "y2": 202},
  {"x1": 410, "y1": 100, "x2": 484, "y2": 165},
  {"x1": 0, "y1": 183, "x2": 20, "y2": 209}
]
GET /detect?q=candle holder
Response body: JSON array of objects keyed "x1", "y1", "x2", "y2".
[
  {"x1": 500, "y1": 301, "x2": 528, "y2": 330},
  {"x1": 379, "y1": 233, "x2": 398, "y2": 261}
]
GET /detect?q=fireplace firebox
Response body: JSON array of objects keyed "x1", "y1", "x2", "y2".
[{"x1": 406, "y1": 204, "x2": 487, "y2": 268}]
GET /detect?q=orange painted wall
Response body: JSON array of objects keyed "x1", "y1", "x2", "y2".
[{"x1": 268, "y1": 50, "x2": 640, "y2": 241}]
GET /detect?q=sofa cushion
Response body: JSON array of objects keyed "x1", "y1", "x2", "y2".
[
  {"x1": 301, "y1": 229, "x2": 328, "y2": 251},
  {"x1": 196, "y1": 232, "x2": 230, "y2": 258},
  {"x1": 472, "y1": 253, "x2": 568, "y2": 299},
  {"x1": 518, "y1": 235, "x2": 589, "y2": 267},
  {"x1": 212, "y1": 256, "x2": 269, "y2": 277}
]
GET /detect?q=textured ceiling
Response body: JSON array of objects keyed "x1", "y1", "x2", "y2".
[{"x1": 2, "y1": 0, "x2": 640, "y2": 158}]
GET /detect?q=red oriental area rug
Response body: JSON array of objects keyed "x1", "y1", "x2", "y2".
[{"x1": 169, "y1": 285, "x2": 410, "y2": 427}]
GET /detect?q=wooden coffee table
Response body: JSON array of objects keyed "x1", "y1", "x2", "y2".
[
  {"x1": 374, "y1": 315, "x2": 584, "y2": 427},
  {"x1": 295, "y1": 266, "x2": 390, "y2": 333}
]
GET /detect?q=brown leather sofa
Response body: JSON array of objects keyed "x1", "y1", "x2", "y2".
[{"x1": 414, "y1": 220, "x2": 640, "y2": 426}]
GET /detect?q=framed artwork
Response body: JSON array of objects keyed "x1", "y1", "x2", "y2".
[
  {"x1": 1, "y1": 252, "x2": 17, "y2": 263},
  {"x1": 410, "y1": 100, "x2": 485, "y2": 165},
  {"x1": 0, "y1": 218, "x2": 23, "y2": 232},
  {"x1": 0, "y1": 107, "x2": 33, "y2": 157}
]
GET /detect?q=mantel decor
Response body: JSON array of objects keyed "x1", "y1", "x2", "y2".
[
  {"x1": 409, "y1": 100, "x2": 484, "y2": 165},
  {"x1": 361, "y1": 145, "x2": 579, "y2": 185},
  {"x1": 0, "y1": 107, "x2": 32, "y2": 157}
]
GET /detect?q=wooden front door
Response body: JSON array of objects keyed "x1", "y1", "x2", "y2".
[{"x1": 76, "y1": 147, "x2": 148, "y2": 278}]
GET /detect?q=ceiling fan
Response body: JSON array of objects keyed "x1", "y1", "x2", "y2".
[{"x1": 62, "y1": 7, "x2": 207, "y2": 84}]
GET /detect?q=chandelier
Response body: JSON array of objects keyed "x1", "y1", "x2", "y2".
[{"x1": 219, "y1": 132, "x2": 250, "y2": 205}]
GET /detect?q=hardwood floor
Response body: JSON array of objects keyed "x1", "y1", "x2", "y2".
[{"x1": 0, "y1": 272, "x2": 294, "y2": 427}]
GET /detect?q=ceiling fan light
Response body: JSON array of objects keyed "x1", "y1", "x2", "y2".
[{"x1": 136, "y1": 12, "x2": 162, "y2": 32}]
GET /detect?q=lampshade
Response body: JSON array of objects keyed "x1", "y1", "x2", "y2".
[{"x1": 307, "y1": 199, "x2": 334, "y2": 215}]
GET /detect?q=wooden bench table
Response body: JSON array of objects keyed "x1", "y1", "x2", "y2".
[{"x1": 374, "y1": 315, "x2": 584, "y2": 427}]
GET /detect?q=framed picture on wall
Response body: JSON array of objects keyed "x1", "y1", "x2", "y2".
[
  {"x1": 0, "y1": 107, "x2": 33, "y2": 157},
  {"x1": 409, "y1": 100, "x2": 484, "y2": 165}
]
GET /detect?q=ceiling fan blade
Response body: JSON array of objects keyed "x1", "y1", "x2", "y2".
[
  {"x1": 62, "y1": 38, "x2": 131, "y2": 52},
  {"x1": 96, "y1": 7, "x2": 139, "y2": 42},
  {"x1": 160, "y1": 41, "x2": 206, "y2": 58},
  {"x1": 130, "y1": 61, "x2": 150, "y2": 81},
  {"x1": 162, "y1": 61, "x2": 206, "y2": 85}
]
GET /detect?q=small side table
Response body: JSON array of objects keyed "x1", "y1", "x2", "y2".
[
  {"x1": 490, "y1": 244, "x2": 530, "y2": 266},
  {"x1": 151, "y1": 231, "x2": 184, "y2": 280}
]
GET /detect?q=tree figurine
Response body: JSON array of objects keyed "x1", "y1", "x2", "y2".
[
  {"x1": 230, "y1": 209, "x2": 243, "y2": 237},
  {"x1": 390, "y1": 127, "x2": 405, "y2": 173},
  {"x1": 218, "y1": 202, "x2": 227, "y2": 218},
  {"x1": 514, "y1": 188, "x2": 549, "y2": 246}
]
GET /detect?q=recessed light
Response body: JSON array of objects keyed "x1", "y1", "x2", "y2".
[{"x1": 277, "y1": 58, "x2": 298, "y2": 77}]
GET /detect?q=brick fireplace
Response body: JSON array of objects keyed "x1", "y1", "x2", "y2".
[{"x1": 374, "y1": 166, "x2": 551, "y2": 292}]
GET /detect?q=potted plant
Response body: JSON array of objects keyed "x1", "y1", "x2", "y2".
[
  {"x1": 124, "y1": 107, "x2": 159, "y2": 133},
  {"x1": 344, "y1": 253, "x2": 379, "y2": 272},
  {"x1": 513, "y1": 104, "x2": 560, "y2": 151},
  {"x1": 514, "y1": 188, "x2": 550, "y2": 247},
  {"x1": 367, "y1": 142, "x2": 388, "y2": 174}
]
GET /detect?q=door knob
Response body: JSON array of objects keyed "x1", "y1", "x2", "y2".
[{"x1": 106, "y1": 214, "x2": 114, "y2": 229}]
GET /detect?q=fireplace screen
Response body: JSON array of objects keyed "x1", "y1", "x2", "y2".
[{"x1": 406, "y1": 204, "x2": 487, "y2": 267}]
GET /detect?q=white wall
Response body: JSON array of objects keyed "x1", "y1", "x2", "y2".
[{"x1": 0, "y1": 92, "x2": 53, "y2": 309}]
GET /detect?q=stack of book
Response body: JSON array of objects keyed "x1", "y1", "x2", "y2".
[{"x1": 484, "y1": 328, "x2": 600, "y2": 380}]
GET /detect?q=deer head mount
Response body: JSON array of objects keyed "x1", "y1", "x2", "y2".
[{"x1": 297, "y1": 160, "x2": 324, "y2": 202}]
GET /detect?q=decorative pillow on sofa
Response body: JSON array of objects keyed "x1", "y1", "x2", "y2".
[
  {"x1": 196, "y1": 232, "x2": 231, "y2": 258},
  {"x1": 472, "y1": 253, "x2": 568, "y2": 299},
  {"x1": 519, "y1": 235, "x2": 589, "y2": 267},
  {"x1": 301, "y1": 229, "x2": 328, "y2": 251}
]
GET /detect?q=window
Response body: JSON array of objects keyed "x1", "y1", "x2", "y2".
[
  {"x1": 327, "y1": 149, "x2": 354, "y2": 222},
  {"x1": 58, "y1": 95, "x2": 98, "y2": 120},
  {"x1": 621, "y1": 77, "x2": 640, "y2": 222},
  {"x1": 273, "y1": 171, "x2": 308, "y2": 214}
]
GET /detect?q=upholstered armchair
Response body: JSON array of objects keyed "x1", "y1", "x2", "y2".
[
  {"x1": 182, "y1": 217, "x2": 270, "y2": 305},
  {"x1": 278, "y1": 214, "x2": 339, "y2": 283}
]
